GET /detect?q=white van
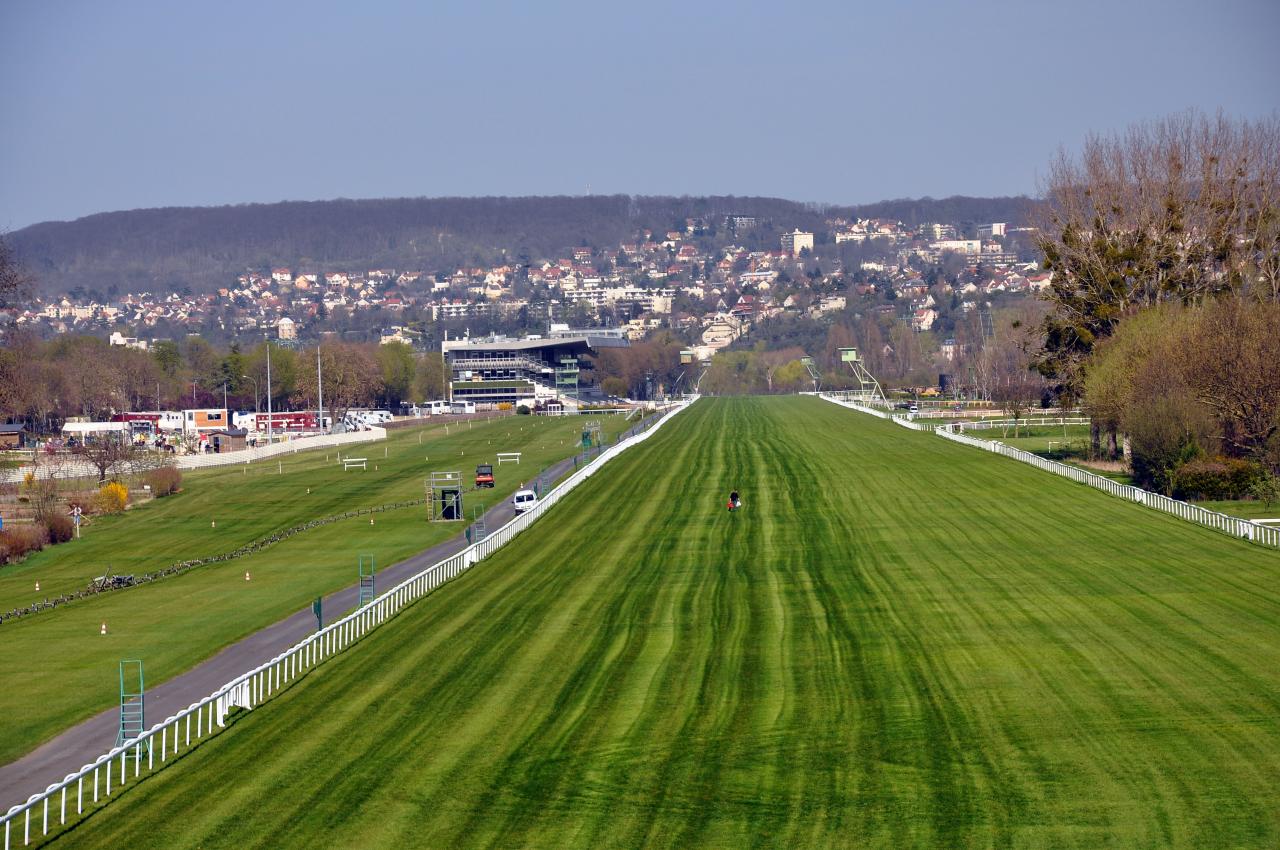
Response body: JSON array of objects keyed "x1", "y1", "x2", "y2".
[{"x1": 512, "y1": 489, "x2": 538, "y2": 513}]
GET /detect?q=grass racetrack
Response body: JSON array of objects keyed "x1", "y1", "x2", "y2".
[
  {"x1": 48, "y1": 397, "x2": 1280, "y2": 848},
  {"x1": 0, "y1": 414, "x2": 630, "y2": 766}
]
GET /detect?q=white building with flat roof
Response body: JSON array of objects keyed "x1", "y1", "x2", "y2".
[{"x1": 781, "y1": 229, "x2": 814, "y2": 256}]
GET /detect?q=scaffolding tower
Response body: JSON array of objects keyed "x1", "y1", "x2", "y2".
[
  {"x1": 800, "y1": 356, "x2": 821, "y2": 392},
  {"x1": 470, "y1": 505, "x2": 488, "y2": 543},
  {"x1": 581, "y1": 420, "x2": 603, "y2": 449},
  {"x1": 838, "y1": 347, "x2": 886, "y2": 405},
  {"x1": 555, "y1": 356, "x2": 580, "y2": 404},
  {"x1": 428, "y1": 471, "x2": 465, "y2": 521}
]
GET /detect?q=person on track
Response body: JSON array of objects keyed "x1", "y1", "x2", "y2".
[{"x1": 727, "y1": 490, "x2": 741, "y2": 511}]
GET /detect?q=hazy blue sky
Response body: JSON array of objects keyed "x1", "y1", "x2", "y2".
[{"x1": 1, "y1": 0, "x2": 1277, "y2": 229}]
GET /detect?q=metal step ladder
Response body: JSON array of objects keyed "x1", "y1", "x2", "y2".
[
  {"x1": 357, "y1": 554, "x2": 375, "y2": 607},
  {"x1": 117, "y1": 659, "x2": 147, "y2": 749}
]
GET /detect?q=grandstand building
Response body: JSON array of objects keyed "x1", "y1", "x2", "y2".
[{"x1": 442, "y1": 327, "x2": 628, "y2": 409}]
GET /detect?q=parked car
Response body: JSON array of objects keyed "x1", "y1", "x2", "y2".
[{"x1": 512, "y1": 489, "x2": 538, "y2": 513}]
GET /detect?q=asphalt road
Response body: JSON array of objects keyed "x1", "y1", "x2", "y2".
[{"x1": 0, "y1": 449, "x2": 590, "y2": 811}]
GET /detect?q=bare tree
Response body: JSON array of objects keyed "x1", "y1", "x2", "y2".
[
  {"x1": 1178, "y1": 298, "x2": 1280, "y2": 460},
  {"x1": 0, "y1": 233, "x2": 33, "y2": 308},
  {"x1": 1033, "y1": 111, "x2": 1280, "y2": 395},
  {"x1": 758, "y1": 346, "x2": 806, "y2": 393},
  {"x1": 73, "y1": 436, "x2": 148, "y2": 484},
  {"x1": 295, "y1": 342, "x2": 380, "y2": 424}
]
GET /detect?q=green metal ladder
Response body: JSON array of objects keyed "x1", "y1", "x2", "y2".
[
  {"x1": 357, "y1": 554, "x2": 375, "y2": 607},
  {"x1": 117, "y1": 659, "x2": 146, "y2": 749}
]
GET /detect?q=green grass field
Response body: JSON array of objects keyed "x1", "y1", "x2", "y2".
[
  {"x1": 0, "y1": 414, "x2": 631, "y2": 766},
  {"x1": 959, "y1": 427, "x2": 1278, "y2": 521},
  {"x1": 1194, "y1": 499, "x2": 1280, "y2": 520},
  {"x1": 43, "y1": 397, "x2": 1280, "y2": 848},
  {"x1": 983, "y1": 423, "x2": 1092, "y2": 455}
]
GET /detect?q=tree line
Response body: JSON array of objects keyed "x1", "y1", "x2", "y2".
[
  {"x1": 1033, "y1": 110, "x2": 1280, "y2": 497},
  {"x1": 0, "y1": 332, "x2": 447, "y2": 431},
  {"x1": 8, "y1": 193, "x2": 1033, "y2": 299},
  {"x1": 0, "y1": 327, "x2": 704, "y2": 432}
]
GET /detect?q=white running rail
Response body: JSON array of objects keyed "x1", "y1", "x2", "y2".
[
  {"x1": 0, "y1": 399, "x2": 697, "y2": 848},
  {"x1": 0, "y1": 429, "x2": 387, "y2": 483},
  {"x1": 819, "y1": 393, "x2": 1280, "y2": 551}
]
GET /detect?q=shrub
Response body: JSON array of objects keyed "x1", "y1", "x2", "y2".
[
  {"x1": 0, "y1": 524, "x2": 49, "y2": 564},
  {"x1": 146, "y1": 466, "x2": 182, "y2": 497},
  {"x1": 600, "y1": 377, "x2": 629, "y2": 399},
  {"x1": 1173, "y1": 457, "x2": 1265, "y2": 501},
  {"x1": 1126, "y1": 392, "x2": 1214, "y2": 494},
  {"x1": 97, "y1": 481, "x2": 129, "y2": 514},
  {"x1": 46, "y1": 513, "x2": 75, "y2": 544},
  {"x1": 516, "y1": 405, "x2": 531, "y2": 415},
  {"x1": 496, "y1": 402, "x2": 513, "y2": 411},
  {"x1": 1248, "y1": 472, "x2": 1280, "y2": 509}
]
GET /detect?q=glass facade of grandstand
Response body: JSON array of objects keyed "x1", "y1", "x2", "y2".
[{"x1": 443, "y1": 334, "x2": 628, "y2": 409}]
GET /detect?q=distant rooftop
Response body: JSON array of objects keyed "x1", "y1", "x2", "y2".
[{"x1": 442, "y1": 334, "x2": 628, "y2": 354}]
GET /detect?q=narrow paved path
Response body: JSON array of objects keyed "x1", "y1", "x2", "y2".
[{"x1": 0, "y1": 443, "x2": 597, "y2": 810}]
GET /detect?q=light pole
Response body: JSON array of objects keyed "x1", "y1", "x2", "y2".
[
  {"x1": 266, "y1": 343, "x2": 274, "y2": 444},
  {"x1": 316, "y1": 345, "x2": 324, "y2": 434},
  {"x1": 241, "y1": 374, "x2": 260, "y2": 413}
]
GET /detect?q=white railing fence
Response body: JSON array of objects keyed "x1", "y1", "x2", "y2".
[
  {"x1": 0, "y1": 399, "x2": 699, "y2": 848},
  {"x1": 821, "y1": 396, "x2": 891, "y2": 420},
  {"x1": 172, "y1": 428, "x2": 386, "y2": 471},
  {"x1": 818, "y1": 393, "x2": 1280, "y2": 551},
  {"x1": 0, "y1": 429, "x2": 387, "y2": 484},
  {"x1": 953, "y1": 416, "x2": 1091, "y2": 430},
  {"x1": 821, "y1": 396, "x2": 935, "y2": 432}
]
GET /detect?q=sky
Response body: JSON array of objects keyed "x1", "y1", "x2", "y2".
[{"x1": 1, "y1": 0, "x2": 1277, "y2": 230}]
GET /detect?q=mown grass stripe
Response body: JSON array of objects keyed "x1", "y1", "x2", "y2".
[{"x1": 46, "y1": 396, "x2": 1280, "y2": 850}]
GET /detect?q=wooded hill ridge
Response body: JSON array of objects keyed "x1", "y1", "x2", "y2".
[{"x1": 10, "y1": 194, "x2": 1034, "y2": 297}]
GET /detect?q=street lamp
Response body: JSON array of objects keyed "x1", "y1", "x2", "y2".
[{"x1": 241, "y1": 374, "x2": 260, "y2": 413}]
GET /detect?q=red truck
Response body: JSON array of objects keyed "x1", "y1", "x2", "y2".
[{"x1": 475, "y1": 464, "x2": 495, "y2": 488}]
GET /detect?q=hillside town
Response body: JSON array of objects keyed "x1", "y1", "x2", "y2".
[{"x1": 3, "y1": 216, "x2": 1045, "y2": 363}]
